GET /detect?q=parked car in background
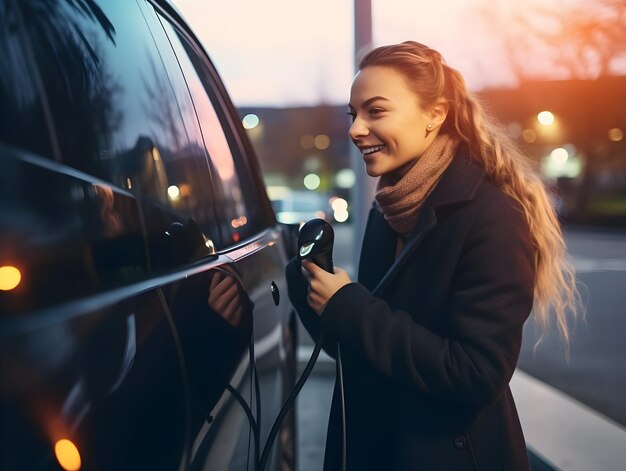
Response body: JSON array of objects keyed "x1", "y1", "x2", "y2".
[
  {"x1": 0, "y1": 1, "x2": 297, "y2": 469},
  {"x1": 271, "y1": 190, "x2": 330, "y2": 225}
]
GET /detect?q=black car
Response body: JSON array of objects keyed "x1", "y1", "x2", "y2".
[{"x1": 0, "y1": 1, "x2": 297, "y2": 469}]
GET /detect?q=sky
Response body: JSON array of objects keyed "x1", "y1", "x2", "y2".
[{"x1": 173, "y1": 0, "x2": 622, "y2": 107}]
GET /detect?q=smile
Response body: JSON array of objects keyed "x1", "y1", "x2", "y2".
[{"x1": 360, "y1": 145, "x2": 385, "y2": 156}]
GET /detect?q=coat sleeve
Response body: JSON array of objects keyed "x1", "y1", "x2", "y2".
[
  {"x1": 286, "y1": 257, "x2": 338, "y2": 358},
  {"x1": 319, "y1": 195, "x2": 535, "y2": 407}
]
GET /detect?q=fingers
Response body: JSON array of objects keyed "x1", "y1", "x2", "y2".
[
  {"x1": 301, "y1": 259, "x2": 322, "y2": 275},
  {"x1": 303, "y1": 261, "x2": 351, "y2": 284},
  {"x1": 300, "y1": 263, "x2": 312, "y2": 283},
  {"x1": 223, "y1": 295, "x2": 243, "y2": 326},
  {"x1": 209, "y1": 272, "x2": 221, "y2": 290},
  {"x1": 213, "y1": 273, "x2": 236, "y2": 298},
  {"x1": 208, "y1": 273, "x2": 240, "y2": 314},
  {"x1": 301, "y1": 259, "x2": 327, "y2": 283},
  {"x1": 333, "y1": 267, "x2": 352, "y2": 285},
  {"x1": 303, "y1": 260, "x2": 348, "y2": 276}
]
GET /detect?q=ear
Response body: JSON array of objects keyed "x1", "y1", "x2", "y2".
[{"x1": 428, "y1": 100, "x2": 449, "y2": 129}]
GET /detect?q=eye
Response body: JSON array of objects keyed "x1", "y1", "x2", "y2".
[
  {"x1": 346, "y1": 110, "x2": 356, "y2": 122},
  {"x1": 369, "y1": 108, "x2": 384, "y2": 116}
]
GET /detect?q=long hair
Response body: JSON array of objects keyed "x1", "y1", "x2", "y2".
[{"x1": 360, "y1": 41, "x2": 582, "y2": 347}]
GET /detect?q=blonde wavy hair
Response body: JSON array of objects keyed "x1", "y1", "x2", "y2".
[{"x1": 360, "y1": 41, "x2": 582, "y2": 347}]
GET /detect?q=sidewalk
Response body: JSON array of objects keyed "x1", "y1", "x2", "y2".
[
  {"x1": 512, "y1": 369, "x2": 626, "y2": 471},
  {"x1": 296, "y1": 353, "x2": 333, "y2": 471}
]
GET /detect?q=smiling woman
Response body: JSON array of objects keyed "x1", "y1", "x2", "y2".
[
  {"x1": 348, "y1": 67, "x2": 449, "y2": 178},
  {"x1": 287, "y1": 41, "x2": 582, "y2": 471}
]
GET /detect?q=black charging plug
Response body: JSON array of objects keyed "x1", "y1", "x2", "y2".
[{"x1": 297, "y1": 218, "x2": 334, "y2": 273}]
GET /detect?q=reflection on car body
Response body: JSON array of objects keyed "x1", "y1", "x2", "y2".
[
  {"x1": 0, "y1": 0, "x2": 296, "y2": 469},
  {"x1": 169, "y1": 265, "x2": 253, "y2": 430}
]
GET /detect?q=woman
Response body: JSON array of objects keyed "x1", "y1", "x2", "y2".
[{"x1": 287, "y1": 41, "x2": 581, "y2": 470}]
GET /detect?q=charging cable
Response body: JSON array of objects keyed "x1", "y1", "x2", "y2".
[{"x1": 260, "y1": 219, "x2": 347, "y2": 471}]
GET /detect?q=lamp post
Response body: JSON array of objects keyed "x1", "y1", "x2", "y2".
[{"x1": 350, "y1": 0, "x2": 375, "y2": 274}]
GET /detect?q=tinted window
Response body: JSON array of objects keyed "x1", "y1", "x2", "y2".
[
  {"x1": 22, "y1": 0, "x2": 218, "y2": 232},
  {"x1": 0, "y1": 0, "x2": 56, "y2": 160},
  {"x1": 135, "y1": 2, "x2": 227, "y2": 254},
  {"x1": 158, "y1": 17, "x2": 267, "y2": 247}
]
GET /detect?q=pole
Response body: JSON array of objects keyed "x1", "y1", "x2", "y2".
[{"x1": 350, "y1": 0, "x2": 375, "y2": 275}]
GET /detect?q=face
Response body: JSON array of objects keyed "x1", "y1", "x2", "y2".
[{"x1": 348, "y1": 66, "x2": 438, "y2": 178}]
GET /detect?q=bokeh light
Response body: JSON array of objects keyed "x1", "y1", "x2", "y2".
[
  {"x1": 522, "y1": 129, "x2": 536, "y2": 143},
  {"x1": 331, "y1": 197, "x2": 348, "y2": 212},
  {"x1": 242, "y1": 114, "x2": 260, "y2": 129},
  {"x1": 303, "y1": 173, "x2": 321, "y2": 190},
  {"x1": 167, "y1": 185, "x2": 180, "y2": 200},
  {"x1": 0, "y1": 266, "x2": 21, "y2": 291},
  {"x1": 335, "y1": 169, "x2": 356, "y2": 188},
  {"x1": 537, "y1": 111, "x2": 555, "y2": 126},
  {"x1": 550, "y1": 148, "x2": 569, "y2": 165},
  {"x1": 334, "y1": 210, "x2": 349, "y2": 223},
  {"x1": 54, "y1": 439, "x2": 81, "y2": 471},
  {"x1": 608, "y1": 128, "x2": 623, "y2": 142},
  {"x1": 314, "y1": 134, "x2": 330, "y2": 150}
]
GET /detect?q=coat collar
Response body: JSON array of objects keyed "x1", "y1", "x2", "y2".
[
  {"x1": 423, "y1": 144, "x2": 486, "y2": 210},
  {"x1": 361, "y1": 145, "x2": 486, "y2": 295}
]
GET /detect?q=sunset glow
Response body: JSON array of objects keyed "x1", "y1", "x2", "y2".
[{"x1": 173, "y1": 0, "x2": 622, "y2": 106}]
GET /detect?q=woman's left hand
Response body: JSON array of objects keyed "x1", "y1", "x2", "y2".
[{"x1": 301, "y1": 259, "x2": 352, "y2": 315}]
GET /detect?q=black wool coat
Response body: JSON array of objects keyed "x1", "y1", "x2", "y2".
[{"x1": 287, "y1": 146, "x2": 535, "y2": 471}]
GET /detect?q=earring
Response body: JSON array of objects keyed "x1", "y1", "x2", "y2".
[{"x1": 427, "y1": 123, "x2": 433, "y2": 130}]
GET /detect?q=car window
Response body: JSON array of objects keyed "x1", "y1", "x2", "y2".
[
  {"x1": 0, "y1": 1, "x2": 57, "y2": 160},
  {"x1": 157, "y1": 17, "x2": 268, "y2": 248},
  {"x1": 21, "y1": 0, "x2": 218, "y2": 234},
  {"x1": 1, "y1": 2, "x2": 155, "y2": 313}
]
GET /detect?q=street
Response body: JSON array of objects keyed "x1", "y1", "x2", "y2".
[{"x1": 518, "y1": 226, "x2": 626, "y2": 425}]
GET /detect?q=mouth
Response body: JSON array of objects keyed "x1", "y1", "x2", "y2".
[{"x1": 359, "y1": 144, "x2": 386, "y2": 157}]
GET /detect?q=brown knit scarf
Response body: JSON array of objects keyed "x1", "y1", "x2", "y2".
[{"x1": 375, "y1": 133, "x2": 458, "y2": 237}]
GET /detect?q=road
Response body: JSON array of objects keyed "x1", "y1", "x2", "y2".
[{"x1": 518, "y1": 226, "x2": 626, "y2": 425}]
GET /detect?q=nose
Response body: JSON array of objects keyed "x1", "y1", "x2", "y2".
[{"x1": 348, "y1": 116, "x2": 368, "y2": 141}]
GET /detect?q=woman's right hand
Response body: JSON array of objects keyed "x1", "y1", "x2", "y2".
[{"x1": 301, "y1": 260, "x2": 352, "y2": 316}]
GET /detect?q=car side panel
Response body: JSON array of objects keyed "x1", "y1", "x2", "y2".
[{"x1": 0, "y1": 152, "x2": 188, "y2": 470}]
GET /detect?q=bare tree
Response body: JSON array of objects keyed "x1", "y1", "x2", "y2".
[{"x1": 479, "y1": 0, "x2": 626, "y2": 81}]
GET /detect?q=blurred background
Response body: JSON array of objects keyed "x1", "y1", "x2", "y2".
[
  {"x1": 176, "y1": 0, "x2": 626, "y2": 227},
  {"x1": 175, "y1": 1, "x2": 626, "y2": 469}
]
